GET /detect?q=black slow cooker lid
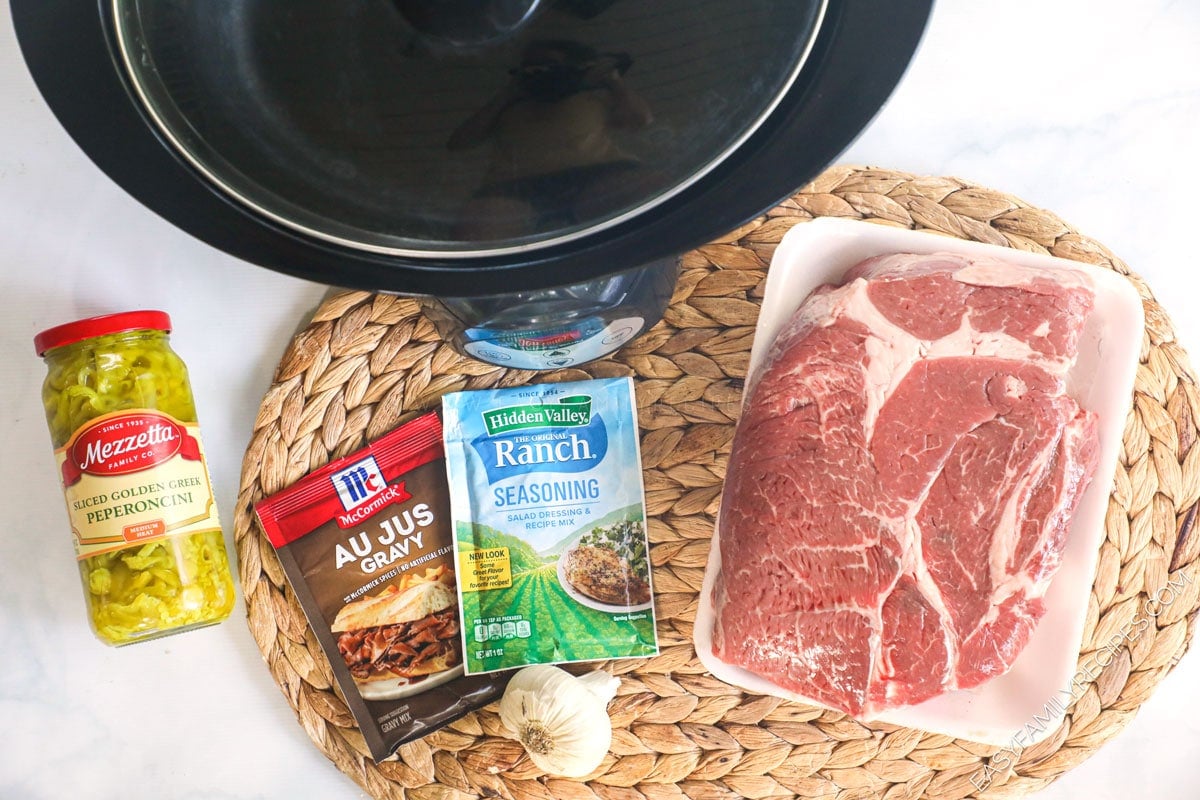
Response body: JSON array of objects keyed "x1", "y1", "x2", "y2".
[
  {"x1": 114, "y1": 0, "x2": 827, "y2": 257},
  {"x1": 11, "y1": 0, "x2": 932, "y2": 296}
]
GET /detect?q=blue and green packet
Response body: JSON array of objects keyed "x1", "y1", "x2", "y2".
[{"x1": 441, "y1": 377, "x2": 658, "y2": 674}]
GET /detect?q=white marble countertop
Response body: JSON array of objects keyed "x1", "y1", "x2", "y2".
[{"x1": 2, "y1": 2, "x2": 1197, "y2": 798}]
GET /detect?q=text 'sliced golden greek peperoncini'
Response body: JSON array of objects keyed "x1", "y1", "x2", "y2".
[{"x1": 36, "y1": 311, "x2": 235, "y2": 645}]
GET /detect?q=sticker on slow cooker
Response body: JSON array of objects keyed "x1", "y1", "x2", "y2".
[{"x1": 463, "y1": 316, "x2": 644, "y2": 369}]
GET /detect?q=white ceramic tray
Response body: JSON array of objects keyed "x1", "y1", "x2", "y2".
[{"x1": 693, "y1": 217, "x2": 1144, "y2": 746}]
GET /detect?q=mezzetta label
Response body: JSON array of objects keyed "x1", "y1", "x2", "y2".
[
  {"x1": 56, "y1": 410, "x2": 220, "y2": 559},
  {"x1": 64, "y1": 412, "x2": 198, "y2": 482}
]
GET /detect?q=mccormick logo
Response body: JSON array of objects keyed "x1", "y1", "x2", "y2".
[
  {"x1": 481, "y1": 395, "x2": 592, "y2": 436},
  {"x1": 333, "y1": 456, "x2": 386, "y2": 511},
  {"x1": 63, "y1": 412, "x2": 199, "y2": 486},
  {"x1": 331, "y1": 456, "x2": 411, "y2": 528}
]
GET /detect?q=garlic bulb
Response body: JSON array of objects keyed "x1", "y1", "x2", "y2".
[{"x1": 498, "y1": 665, "x2": 620, "y2": 777}]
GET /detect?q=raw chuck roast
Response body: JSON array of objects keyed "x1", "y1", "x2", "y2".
[{"x1": 711, "y1": 252, "x2": 1101, "y2": 716}]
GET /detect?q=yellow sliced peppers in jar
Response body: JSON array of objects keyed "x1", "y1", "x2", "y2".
[{"x1": 36, "y1": 311, "x2": 235, "y2": 645}]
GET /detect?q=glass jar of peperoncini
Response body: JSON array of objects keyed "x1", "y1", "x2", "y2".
[{"x1": 35, "y1": 310, "x2": 236, "y2": 645}]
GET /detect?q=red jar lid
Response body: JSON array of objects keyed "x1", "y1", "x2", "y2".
[{"x1": 34, "y1": 310, "x2": 172, "y2": 356}]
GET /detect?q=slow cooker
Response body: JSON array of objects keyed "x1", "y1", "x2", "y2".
[{"x1": 12, "y1": 0, "x2": 931, "y2": 369}]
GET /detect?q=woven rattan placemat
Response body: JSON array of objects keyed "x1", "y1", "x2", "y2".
[{"x1": 233, "y1": 166, "x2": 1200, "y2": 799}]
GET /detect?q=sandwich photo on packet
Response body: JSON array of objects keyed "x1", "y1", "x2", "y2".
[
  {"x1": 331, "y1": 565, "x2": 462, "y2": 700},
  {"x1": 254, "y1": 411, "x2": 508, "y2": 762}
]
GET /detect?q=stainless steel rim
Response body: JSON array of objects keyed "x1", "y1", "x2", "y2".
[{"x1": 112, "y1": 0, "x2": 829, "y2": 260}]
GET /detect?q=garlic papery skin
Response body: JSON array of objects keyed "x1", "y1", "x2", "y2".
[{"x1": 498, "y1": 665, "x2": 620, "y2": 778}]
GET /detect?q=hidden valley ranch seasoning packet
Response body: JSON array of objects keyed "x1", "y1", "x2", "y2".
[
  {"x1": 442, "y1": 377, "x2": 658, "y2": 674},
  {"x1": 254, "y1": 412, "x2": 508, "y2": 762}
]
